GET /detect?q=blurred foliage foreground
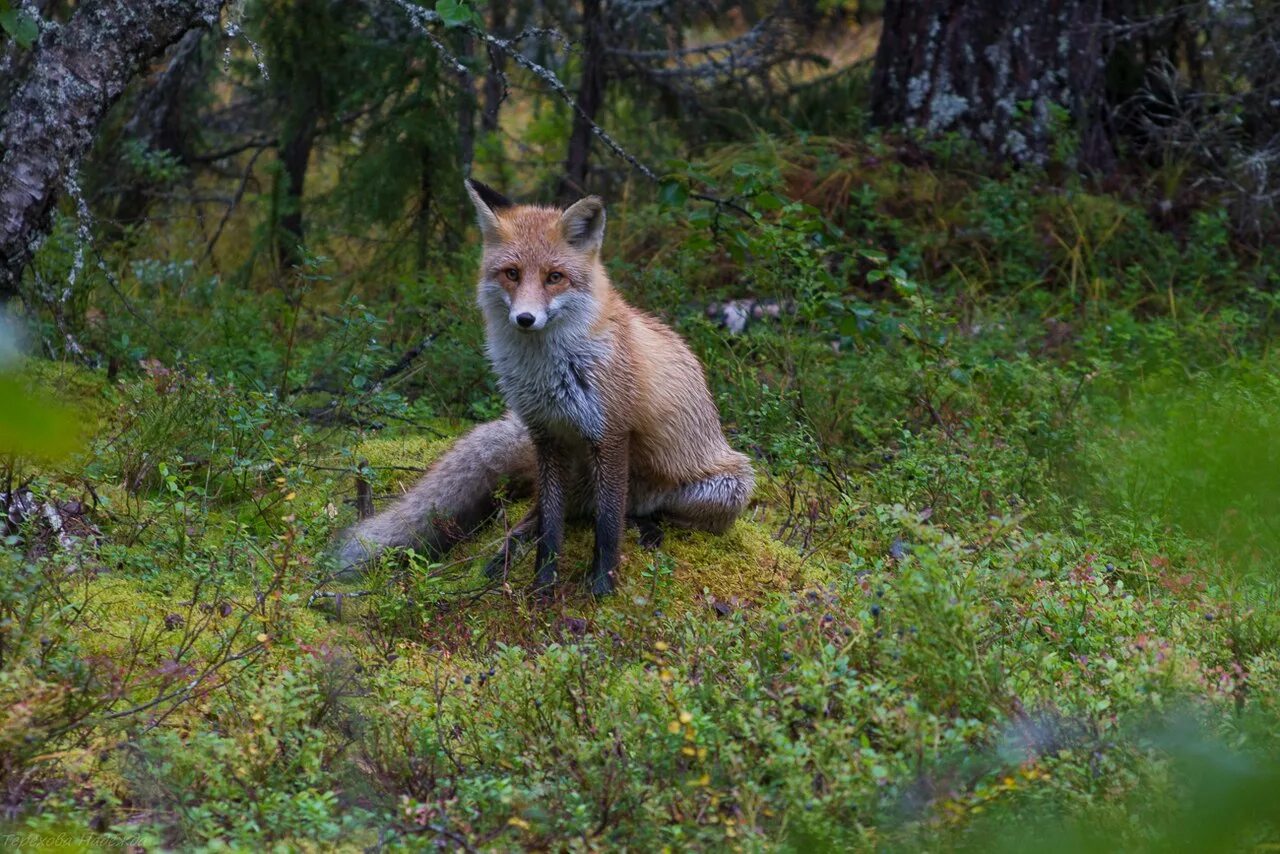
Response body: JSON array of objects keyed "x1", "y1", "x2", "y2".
[{"x1": 4, "y1": 137, "x2": 1280, "y2": 851}]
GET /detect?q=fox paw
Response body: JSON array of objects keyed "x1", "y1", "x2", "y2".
[
  {"x1": 484, "y1": 550, "x2": 512, "y2": 581},
  {"x1": 634, "y1": 516, "x2": 664, "y2": 550},
  {"x1": 587, "y1": 566, "x2": 616, "y2": 598}
]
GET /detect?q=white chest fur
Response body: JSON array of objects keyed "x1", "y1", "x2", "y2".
[{"x1": 486, "y1": 323, "x2": 611, "y2": 444}]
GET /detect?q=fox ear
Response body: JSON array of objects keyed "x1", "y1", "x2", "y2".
[
  {"x1": 561, "y1": 196, "x2": 606, "y2": 253},
  {"x1": 465, "y1": 179, "x2": 513, "y2": 242}
]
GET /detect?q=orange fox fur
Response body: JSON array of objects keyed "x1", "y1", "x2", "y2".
[{"x1": 337, "y1": 180, "x2": 753, "y2": 594}]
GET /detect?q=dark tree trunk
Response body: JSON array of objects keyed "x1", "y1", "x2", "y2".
[
  {"x1": 480, "y1": 1, "x2": 508, "y2": 134},
  {"x1": 870, "y1": 0, "x2": 1113, "y2": 170},
  {"x1": 0, "y1": 0, "x2": 225, "y2": 301},
  {"x1": 123, "y1": 27, "x2": 206, "y2": 164},
  {"x1": 456, "y1": 32, "x2": 477, "y2": 179},
  {"x1": 276, "y1": 108, "x2": 317, "y2": 272},
  {"x1": 416, "y1": 142, "x2": 434, "y2": 272},
  {"x1": 113, "y1": 26, "x2": 208, "y2": 229},
  {"x1": 558, "y1": 0, "x2": 607, "y2": 201}
]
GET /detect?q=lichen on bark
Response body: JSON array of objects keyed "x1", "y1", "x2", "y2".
[
  {"x1": 0, "y1": 0, "x2": 225, "y2": 301},
  {"x1": 870, "y1": 0, "x2": 1111, "y2": 168}
]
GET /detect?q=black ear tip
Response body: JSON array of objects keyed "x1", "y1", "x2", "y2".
[{"x1": 467, "y1": 179, "x2": 514, "y2": 210}]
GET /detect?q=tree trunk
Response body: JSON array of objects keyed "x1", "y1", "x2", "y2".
[
  {"x1": 870, "y1": 0, "x2": 1112, "y2": 169},
  {"x1": 0, "y1": 0, "x2": 54, "y2": 112},
  {"x1": 456, "y1": 31, "x2": 477, "y2": 180},
  {"x1": 276, "y1": 107, "x2": 317, "y2": 272},
  {"x1": 416, "y1": 142, "x2": 434, "y2": 272},
  {"x1": 123, "y1": 27, "x2": 206, "y2": 163},
  {"x1": 113, "y1": 26, "x2": 208, "y2": 229},
  {"x1": 558, "y1": 0, "x2": 607, "y2": 201},
  {"x1": 480, "y1": 1, "x2": 508, "y2": 134},
  {"x1": 0, "y1": 0, "x2": 224, "y2": 301}
]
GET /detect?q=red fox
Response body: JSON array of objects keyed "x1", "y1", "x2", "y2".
[{"x1": 337, "y1": 180, "x2": 754, "y2": 595}]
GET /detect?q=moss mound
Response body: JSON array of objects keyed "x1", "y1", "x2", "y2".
[{"x1": 315, "y1": 432, "x2": 821, "y2": 652}]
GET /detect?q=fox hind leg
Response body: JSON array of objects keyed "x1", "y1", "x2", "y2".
[
  {"x1": 643, "y1": 459, "x2": 754, "y2": 536},
  {"x1": 631, "y1": 515, "x2": 665, "y2": 550},
  {"x1": 483, "y1": 507, "x2": 539, "y2": 581}
]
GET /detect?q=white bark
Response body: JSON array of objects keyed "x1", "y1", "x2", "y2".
[{"x1": 0, "y1": 0, "x2": 224, "y2": 300}]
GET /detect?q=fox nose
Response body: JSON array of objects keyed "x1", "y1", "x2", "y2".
[{"x1": 515, "y1": 313, "x2": 536, "y2": 328}]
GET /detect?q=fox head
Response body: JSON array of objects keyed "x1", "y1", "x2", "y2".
[{"x1": 466, "y1": 179, "x2": 607, "y2": 333}]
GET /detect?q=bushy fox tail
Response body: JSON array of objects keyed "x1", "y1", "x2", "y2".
[{"x1": 335, "y1": 414, "x2": 535, "y2": 575}]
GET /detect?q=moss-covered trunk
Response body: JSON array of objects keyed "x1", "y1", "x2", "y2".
[
  {"x1": 0, "y1": 0, "x2": 224, "y2": 301},
  {"x1": 870, "y1": 0, "x2": 1113, "y2": 169}
]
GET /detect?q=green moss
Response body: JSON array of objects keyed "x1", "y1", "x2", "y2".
[
  {"x1": 345, "y1": 434, "x2": 816, "y2": 596},
  {"x1": 349, "y1": 432, "x2": 455, "y2": 483},
  {"x1": 661, "y1": 520, "x2": 821, "y2": 601}
]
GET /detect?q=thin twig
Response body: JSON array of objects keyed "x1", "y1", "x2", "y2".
[{"x1": 201, "y1": 144, "x2": 266, "y2": 265}]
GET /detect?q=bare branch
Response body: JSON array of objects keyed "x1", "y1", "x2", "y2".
[{"x1": 388, "y1": 0, "x2": 660, "y2": 183}]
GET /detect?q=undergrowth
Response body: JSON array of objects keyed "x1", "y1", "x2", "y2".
[{"x1": 3, "y1": 134, "x2": 1280, "y2": 850}]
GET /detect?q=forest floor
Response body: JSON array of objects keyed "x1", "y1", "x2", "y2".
[{"x1": 3, "y1": 135, "x2": 1280, "y2": 851}]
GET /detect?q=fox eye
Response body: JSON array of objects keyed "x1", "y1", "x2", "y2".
[
  {"x1": 503, "y1": 268, "x2": 519, "y2": 282},
  {"x1": 546, "y1": 271, "x2": 564, "y2": 285}
]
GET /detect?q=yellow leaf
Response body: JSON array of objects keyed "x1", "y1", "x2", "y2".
[
  {"x1": 507, "y1": 817, "x2": 530, "y2": 830},
  {"x1": 667, "y1": 721, "x2": 682, "y2": 734}
]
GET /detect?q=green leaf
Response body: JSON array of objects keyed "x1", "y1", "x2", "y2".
[
  {"x1": 838, "y1": 314, "x2": 862, "y2": 337},
  {"x1": 658, "y1": 180, "x2": 688, "y2": 208},
  {"x1": 0, "y1": 9, "x2": 39, "y2": 48},
  {"x1": 434, "y1": 0, "x2": 472, "y2": 28},
  {"x1": 753, "y1": 191, "x2": 784, "y2": 212},
  {"x1": 0, "y1": 375, "x2": 82, "y2": 460}
]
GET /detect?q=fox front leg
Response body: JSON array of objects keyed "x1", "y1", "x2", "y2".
[
  {"x1": 532, "y1": 436, "x2": 567, "y2": 594},
  {"x1": 588, "y1": 432, "x2": 629, "y2": 597}
]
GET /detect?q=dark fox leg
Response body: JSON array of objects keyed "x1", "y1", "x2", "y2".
[
  {"x1": 631, "y1": 515, "x2": 665, "y2": 550},
  {"x1": 532, "y1": 436, "x2": 568, "y2": 594},
  {"x1": 483, "y1": 507, "x2": 539, "y2": 581},
  {"x1": 587, "y1": 432, "x2": 629, "y2": 597}
]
